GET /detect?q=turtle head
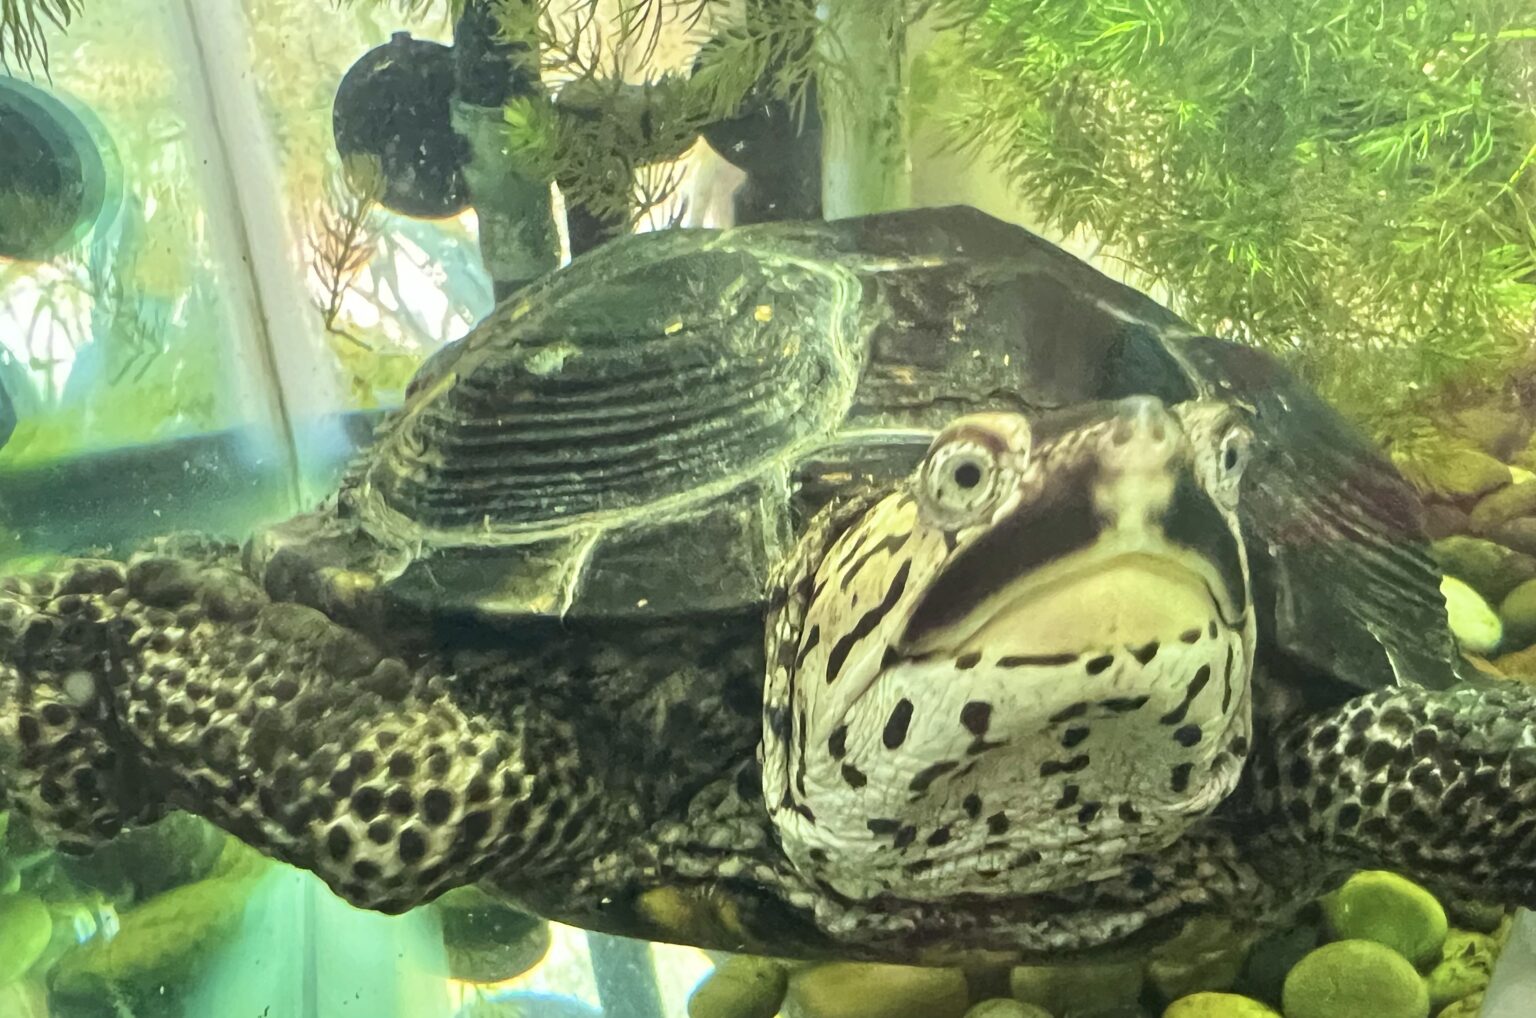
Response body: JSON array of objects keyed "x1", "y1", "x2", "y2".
[
  {"x1": 895, "y1": 396, "x2": 1252, "y2": 666},
  {"x1": 763, "y1": 396, "x2": 1261, "y2": 902}
]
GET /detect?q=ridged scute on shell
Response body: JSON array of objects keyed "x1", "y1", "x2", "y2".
[{"x1": 358, "y1": 238, "x2": 865, "y2": 534}]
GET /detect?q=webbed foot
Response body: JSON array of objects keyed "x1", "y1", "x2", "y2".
[
  {"x1": 1252, "y1": 682, "x2": 1536, "y2": 909},
  {"x1": 0, "y1": 553, "x2": 622, "y2": 914}
]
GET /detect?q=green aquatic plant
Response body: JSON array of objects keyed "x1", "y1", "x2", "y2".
[
  {"x1": 345, "y1": 0, "x2": 887, "y2": 228},
  {"x1": 345, "y1": 0, "x2": 464, "y2": 18},
  {"x1": 921, "y1": 0, "x2": 1536, "y2": 443},
  {"x1": 0, "y1": 0, "x2": 81, "y2": 73},
  {"x1": 495, "y1": 3, "x2": 698, "y2": 232},
  {"x1": 307, "y1": 153, "x2": 385, "y2": 344}
]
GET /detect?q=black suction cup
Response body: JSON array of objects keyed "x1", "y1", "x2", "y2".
[
  {"x1": 333, "y1": 32, "x2": 471, "y2": 219},
  {"x1": 694, "y1": 45, "x2": 823, "y2": 224},
  {"x1": 0, "y1": 76, "x2": 119, "y2": 262}
]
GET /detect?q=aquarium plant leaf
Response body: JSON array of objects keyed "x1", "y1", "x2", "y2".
[
  {"x1": 0, "y1": 0, "x2": 83, "y2": 74},
  {"x1": 920, "y1": 0, "x2": 1536, "y2": 444},
  {"x1": 306, "y1": 154, "x2": 386, "y2": 347}
]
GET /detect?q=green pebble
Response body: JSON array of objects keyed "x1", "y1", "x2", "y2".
[
  {"x1": 1323, "y1": 871, "x2": 1448, "y2": 967},
  {"x1": 1160, "y1": 992, "x2": 1279, "y2": 1017},
  {"x1": 1500, "y1": 578, "x2": 1536, "y2": 648},
  {"x1": 1424, "y1": 930, "x2": 1497, "y2": 1010},
  {"x1": 965, "y1": 1000, "x2": 1055, "y2": 1018},
  {"x1": 1442, "y1": 577, "x2": 1503, "y2": 655},
  {"x1": 51, "y1": 843, "x2": 268, "y2": 996},
  {"x1": 1010, "y1": 959, "x2": 1144, "y2": 1016},
  {"x1": 788, "y1": 962, "x2": 970, "y2": 1018},
  {"x1": 1396, "y1": 441, "x2": 1509, "y2": 501},
  {"x1": 0, "y1": 893, "x2": 53, "y2": 985},
  {"x1": 1282, "y1": 940, "x2": 1429, "y2": 1018},
  {"x1": 688, "y1": 956, "x2": 789, "y2": 1018}
]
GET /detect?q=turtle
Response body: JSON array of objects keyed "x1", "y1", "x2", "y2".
[{"x1": 3, "y1": 205, "x2": 1535, "y2": 968}]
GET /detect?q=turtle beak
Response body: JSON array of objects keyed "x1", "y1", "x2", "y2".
[{"x1": 898, "y1": 397, "x2": 1248, "y2": 654}]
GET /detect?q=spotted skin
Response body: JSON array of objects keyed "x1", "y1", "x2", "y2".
[
  {"x1": 764, "y1": 399, "x2": 1257, "y2": 902},
  {"x1": 1246, "y1": 683, "x2": 1536, "y2": 905}
]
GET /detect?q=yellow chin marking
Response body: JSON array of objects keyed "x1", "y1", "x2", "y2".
[{"x1": 924, "y1": 554, "x2": 1218, "y2": 658}]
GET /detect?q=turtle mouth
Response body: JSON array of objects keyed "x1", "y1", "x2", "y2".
[{"x1": 898, "y1": 544, "x2": 1240, "y2": 662}]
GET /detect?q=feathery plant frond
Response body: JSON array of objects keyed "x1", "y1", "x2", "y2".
[
  {"x1": 491, "y1": 0, "x2": 831, "y2": 233},
  {"x1": 1, "y1": 0, "x2": 83, "y2": 74},
  {"x1": 339, "y1": 0, "x2": 904, "y2": 230},
  {"x1": 76, "y1": 255, "x2": 169, "y2": 386},
  {"x1": 921, "y1": 0, "x2": 1536, "y2": 442},
  {"x1": 307, "y1": 154, "x2": 386, "y2": 347}
]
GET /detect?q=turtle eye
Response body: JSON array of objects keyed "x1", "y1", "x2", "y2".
[{"x1": 921, "y1": 440, "x2": 1005, "y2": 519}]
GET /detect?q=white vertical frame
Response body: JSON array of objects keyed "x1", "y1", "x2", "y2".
[{"x1": 162, "y1": 0, "x2": 352, "y2": 507}]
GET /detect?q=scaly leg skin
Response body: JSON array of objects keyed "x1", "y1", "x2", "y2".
[
  {"x1": 0, "y1": 553, "x2": 631, "y2": 914},
  {"x1": 1250, "y1": 682, "x2": 1536, "y2": 910}
]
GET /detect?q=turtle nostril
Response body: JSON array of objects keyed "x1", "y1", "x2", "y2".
[{"x1": 1115, "y1": 396, "x2": 1171, "y2": 444}]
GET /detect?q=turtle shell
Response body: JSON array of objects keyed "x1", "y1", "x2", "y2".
[
  {"x1": 258, "y1": 207, "x2": 1460, "y2": 699},
  {"x1": 325, "y1": 227, "x2": 869, "y2": 619}
]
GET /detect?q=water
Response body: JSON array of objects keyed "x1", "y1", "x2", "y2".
[{"x1": 1, "y1": 2, "x2": 1534, "y2": 1018}]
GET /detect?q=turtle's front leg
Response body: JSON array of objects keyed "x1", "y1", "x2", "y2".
[
  {"x1": 1249, "y1": 682, "x2": 1536, "y2": 908},
  {"x1": 0, "y1": 555, "x2": 627, "y2": 914}
]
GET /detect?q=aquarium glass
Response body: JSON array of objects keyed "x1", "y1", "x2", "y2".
[{"x1": 1, "y1": 2, "x2": 1535, "y2": 1018}]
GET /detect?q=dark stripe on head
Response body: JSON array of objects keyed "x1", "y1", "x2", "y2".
[
  {"x1": 1051, "y1": 701, "x2": 1089, "y2": 722},
  {"x1": 908, "y1": 760, "x2": 959, "y2": 793},
  {"x1": 1162, "y1": 470, "x2": 1247, "y2": 615},
  {"x1": 1040, "y1": 754, "x2": 1090, "y2": 777},
  {"x1": 1026, "y1": 401, "x2": 1134, "y2": 444},
  {"x1": 884, "y1": 698, "x2": 914, "y2": 748},
  {"x1": 1158, "y1": 664, "x2": 1211, "y2": 726},
  {"x1": 794, "y1": 625, "x2": 821, "y2": 669},
  {"x1": 960, "y1": 701, "x2": 992, "y2": 736},
  {"x1": 825, "y1": 560, "x2": 912, "y2": 683},
  {"x1": 840, "y1": 532, "x2": 912, "y2": 591},
  {"x1": 1221, "y1": 644, "x2": 1235, "y2": 713},
  {"x1": 1000, "y1": 653, "x2": 1078, "y2": 668},
  {"x1": 901, "y1": 460, "x2": 1102, "y2": 646},
  {"x1": 827, "y1": 725, "x2": 848, "y2": 759}
]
